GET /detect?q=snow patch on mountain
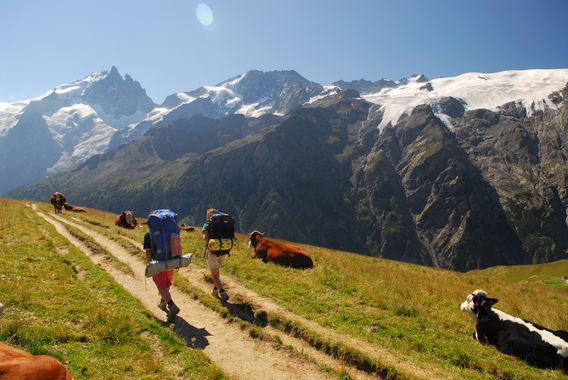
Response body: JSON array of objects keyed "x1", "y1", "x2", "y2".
[
  {"x1": 50, "y1": 71, "x2": 109, "y2": 101},
  {"x1": 0, "y1": 101, "x2": 29, "y2": 137},
  {"x1": 175, "y1": 93, "x2": 196, "y2": 103},
  {"x1": 236, "y1": 103, "x2": 273, "y2": 118},
  {"x1": 43, "y1": 104, "x2": 115, "y2": 174},
  {"x1": 145, "y1": 107, "x2": 170, "y2": 123},
  {"x1": 308, "y1": 86, "x2": 341, "y2": 104},
  {"x1": 363, "y1": 69, "x2": 568, "y2": 129},
  {"x1": 91, "y1": 105, "x2": 148, "y2": 131}
]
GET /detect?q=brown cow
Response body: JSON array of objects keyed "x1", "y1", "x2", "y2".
[
  {"x1": 179, "y1": 224, "x2": 195, "y2": 232},
  {"x1": 63, "y1": 203, "x2": 86, "y2": 213},
  {"x1": 115, "y1": 211, "x2": 138, "y2": 229},
  {"x1": 248, "y1": 231, "x2": 313, "y2": 269},
  {"x1": 50, "y1": 192, "x2": 66, "y2": 214},
  {"x1": 0, "y1": 343, "x2": 71, "y2": 380}
]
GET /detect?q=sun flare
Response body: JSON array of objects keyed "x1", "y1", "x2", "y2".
[{"x1": 196, "y1": 3, "x2": 214, "y2": 26}]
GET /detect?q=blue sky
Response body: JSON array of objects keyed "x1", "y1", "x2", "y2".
[{"x1": 1, "y1": 0, "x2": 567, "y2": 103}]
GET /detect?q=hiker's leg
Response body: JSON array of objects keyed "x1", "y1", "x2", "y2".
[
  {"x1": 158, "y1": 287, "x2": 172, "y2": 303},
  {"x1": 207, "y1": 254, "x2": 224, "y2": 291},
  {"x1": 210, "y1": 267, "x2": 223, "y2": 290},
  {"x1": 154, "y1": 271, "x2": 174, "y2": 303}
]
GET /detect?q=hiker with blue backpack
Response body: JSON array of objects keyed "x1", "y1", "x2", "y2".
[
  {"x1": 144, "y1": 209, "x2": 183, "y2": 322},
  {"x1": 202, "y1": 208, "x2": 236, "y2": 302}
]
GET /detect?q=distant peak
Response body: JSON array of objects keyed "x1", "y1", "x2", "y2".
[
  {"x1": 239, "y1": 69, "x2": 310, "y2": 85},
  {"x1": 411, "y1": 74, "x2": 429, "y2": 83}
]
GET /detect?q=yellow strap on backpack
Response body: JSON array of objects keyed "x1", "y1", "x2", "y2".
[{"x1": 208, "y1": 238, "x2": 234, "y2": 251}]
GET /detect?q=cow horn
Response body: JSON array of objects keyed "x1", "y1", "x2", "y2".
[{"x1": 249, "y1": 230, "x2": 265, "y2": 237}]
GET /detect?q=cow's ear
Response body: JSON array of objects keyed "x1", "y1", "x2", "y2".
[{"x1": 486, "y1": 297, "x2": 498, "y2": 305}]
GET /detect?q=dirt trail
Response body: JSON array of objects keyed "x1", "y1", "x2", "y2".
[
  {"x1": 48, "y1": 209, "x2": 450, "y2": 380},
  {"x1": 60, "y1": 212, "x2": 380, "y2": 379},
  {"x1": 121, "y1": 235, "x2": 448, "y2": 380},
  {"x1": 33, "y1": 206, "x2": 334, "y2": 380}
]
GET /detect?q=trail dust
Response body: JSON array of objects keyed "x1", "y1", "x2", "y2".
[
  {"x1": 32, "y1": 205, "x2": 334, "y2": 380},
  {"x1": 70, "y1": 212, "x2": 444, "y2": 379}
]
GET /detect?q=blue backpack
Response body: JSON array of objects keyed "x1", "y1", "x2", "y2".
[{"x1": 147, "y1": 209, "x2": 181, "y2": 261}]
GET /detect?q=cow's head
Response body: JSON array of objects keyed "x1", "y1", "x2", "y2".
[
  {"x1": 123, "y1": 211, "x2": 135, "y2": 225},
  {"x1": 248, "y1": 231, "x2": 265, "y2": 249},
  {"x1": 460, "y1": 289, "x2": 498, "y2": 321}
]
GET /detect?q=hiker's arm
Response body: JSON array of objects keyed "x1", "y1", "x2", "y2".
[
  {"x1": 145, "y1": 249, "x2": 152, "y2": 263},
  {"x1": 202, "y1": 231, "x2": 208, "y2": 242}
]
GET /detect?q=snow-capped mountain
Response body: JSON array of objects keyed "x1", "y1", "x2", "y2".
[
  {"x1": 361, "y1": 69, "x2": 568, "y2": 129},
  {"x1": 165, "y1": 69, "x2": 323, "y2": 117},
  {"x1": 2, "y1": 67, "x2": 567, "y2": 197},
  {"x1": 0, "y1": 67, "x2": 155, "y2": 194},
  {"x1": 110, "y1": 70, "x2": 323, "y2": 147},
  {"x1": 8, "y1": 67, "x2": 568, "y2": 271}
]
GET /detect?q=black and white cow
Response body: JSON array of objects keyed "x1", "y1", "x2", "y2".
[{"x1": 461, "y1": 290, "x2": 568, "y2": 371}]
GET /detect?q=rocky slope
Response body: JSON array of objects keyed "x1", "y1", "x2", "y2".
[{"x1": 453, "y1": 87, "x2": 568, "y2": 264}]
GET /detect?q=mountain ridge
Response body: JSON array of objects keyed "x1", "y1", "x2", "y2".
[
  {"x1": 5, "y1": 68, "x2": 568, "y2": 271},
  {"x1": 0, "y1": 66, "x2": 156, "y2": 193}
]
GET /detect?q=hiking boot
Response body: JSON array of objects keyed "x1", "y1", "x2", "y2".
[
  {"x1": 167, "y1": 302, "x2": 180, "y2": 322},
  {"x1": 219, "y1": 290, "x2": 229, "y2": 302},
  {"x1": 158, "y1": 299, "x2": 168, "y2": 312},
  {"x1": 211, "y1": 287, "x2": 219, "y2": 298}
]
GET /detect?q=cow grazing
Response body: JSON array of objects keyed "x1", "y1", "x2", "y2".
[
  {"x1": 50, "y1": 192, "x2": 66, "y2": 214},
  {"x1": 115, "y1": 211, "x2": 138, "y2": 229},
  {"x1": 63, "y1": 203, "x2": 86, "y2": 213},
  {"x1": 248, "y1": 231, "x2": 313, "y2": 269},
  {"x1": 461, "y1": 289, "x2": 568, "y2": 371},
  {"x1": 0, "y1": 343, "x2": 71, "y2": 380}
]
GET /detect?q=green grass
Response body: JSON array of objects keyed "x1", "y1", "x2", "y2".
[
  {"x1": 30, "y1": 200, "x2": 568, "y2": 379},
  {"x1": 0, "y1": 199, "x2": 226, "y2": 380}
]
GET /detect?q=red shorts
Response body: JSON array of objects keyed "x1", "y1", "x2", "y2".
[{"x1": 152, "y1": 270, "x2": 173, "y2": 289}]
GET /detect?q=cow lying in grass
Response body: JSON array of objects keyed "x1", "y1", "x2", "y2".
[
  {"x1": 63, "y1": 203, "x2": 86, "y2": 212},
  {"x1": 248, "y1": 231, "x2": 313, "y2": 269},
  {"x1": 115, "y1": 211, "x2": 138, "y2": 229},
  {"x1": 179, "y1": 224, "x2": 195, "y2": 231},
  {"x1": 461, "y1": 289, "x2": 568, "y2": 371},
  {"x1": 0, "y1": 343, "x2": 71, "y2": 380}
]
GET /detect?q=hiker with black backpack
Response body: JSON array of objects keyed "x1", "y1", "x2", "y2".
[
  {"x1": 144, "y1": 209, "x2": 182, "y2": 322},
  {"x1": 202, "y1": 208, "x2": 235, "y2": 302}
]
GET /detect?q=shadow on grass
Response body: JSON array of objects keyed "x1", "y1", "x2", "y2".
[
  {"x1": 165, "y1": 316, "x2": 211, "y2": 349},
  {"x1": 223, "y1": 299, "x2": 268, "y2": 327}
]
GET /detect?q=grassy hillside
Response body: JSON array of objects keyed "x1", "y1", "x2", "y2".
[
  {"x1": 7, "y1": 199, "x2": 568, "y2": 379},
  {"x1": 0, "y1": 198, "x2": 226, "y2": 380}
]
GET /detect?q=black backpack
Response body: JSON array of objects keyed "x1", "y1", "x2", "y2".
[{"x1": 207, "y1": 211, "x2": 235, "y2": 256}]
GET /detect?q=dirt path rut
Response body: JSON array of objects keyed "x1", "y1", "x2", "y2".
[{"x1": 33, "y1": 206, "x2": 334, "y2": 380}]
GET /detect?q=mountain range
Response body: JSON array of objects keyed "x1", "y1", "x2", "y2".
[{"x1": 5, "y1": 67, "x2": 568, "y2": 271}]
